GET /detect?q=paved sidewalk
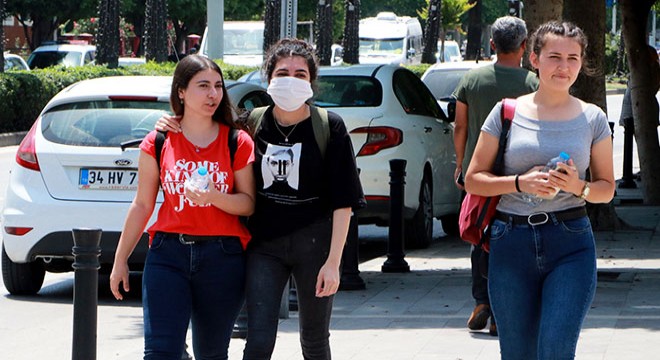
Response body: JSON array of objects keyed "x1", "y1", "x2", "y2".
[{"x1": 224, "y1": 201, "x2": 660, "y2": 360}]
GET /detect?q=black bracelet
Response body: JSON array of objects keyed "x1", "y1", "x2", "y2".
[{"x1": 515, "y1": 174, "x2": 522, "y2": 193}]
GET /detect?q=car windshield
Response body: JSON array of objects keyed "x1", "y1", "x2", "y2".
[
  {"x1": 314, "y1": 76, "x2": 382, "y2": 107},
  {"x1": 359, "y1": 38, "x2": 404, "y2": 54},
  {"x1": 224, "y1": 29, "x2": 263, "y2": 55},
  {"x1": 28, "y1": 51, "x2": 82, "y2": 68},
  {"x1": 41, "y1": 100, "x2": 171, "y2": 147},
  {"x1": 424, "y1": 69, "x2": 469, "y2": 100}
]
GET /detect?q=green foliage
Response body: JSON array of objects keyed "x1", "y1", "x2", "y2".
[
  {"x1": 0, "y1": 61, "x2": 258, "y2": 133},
  {"x1": 404, "y1": 63, "x2": 432, "y2": 78}
]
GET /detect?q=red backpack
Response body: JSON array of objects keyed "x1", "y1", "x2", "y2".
[{"x1": 458, "y1": 98, "x2": 516, "y2": 252}]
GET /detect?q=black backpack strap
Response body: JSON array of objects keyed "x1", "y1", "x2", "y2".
[
  {"x1": 228, "y1": 127, "x2": 238, "y2": 168},
  {"x1": 155, "y1": 130, "x2": 167, "y2": 171}
]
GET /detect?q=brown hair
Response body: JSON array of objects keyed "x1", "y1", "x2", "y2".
[
  {"x1": 170, "y1": 55, "x2": 235, "y2": 127},
  {"x1": 262, "y1": 38, "x2": 320, "y2": 84},
  {"x1": 529, "y1": 21, "x2": 595, "y2": 76}
]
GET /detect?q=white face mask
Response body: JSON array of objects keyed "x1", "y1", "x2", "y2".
[{"x1": 267, "y1": 76, "x2": 314, "y2": 112}]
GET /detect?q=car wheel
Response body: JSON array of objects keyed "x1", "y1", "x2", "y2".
[
  {"x1": 404, "y1": 176, "x2": 433, "y2": 249},
  {"x1": 440, "y1": 213, "x2": 459, "y2": 236},
  {"x1": 2, "y1": 244, "x2": 45, "y2": 295}
]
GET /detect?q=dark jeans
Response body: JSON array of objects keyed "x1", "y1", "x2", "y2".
[
  {"x1": 471, "y1": 245, "x2": 489, "y2": 305},
  {"x1": 243, "y1": 217, "x2": 334, "y2": 360},
  {"x1": 142, "y1": 233, "x2": 245, "y2": 360}
]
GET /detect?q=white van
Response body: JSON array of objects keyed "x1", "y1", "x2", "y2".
[
  {"x1": 358, "y1": 12, "x2": 423, "y2": 65},
  {"x1": 200, "y1": 21, "x2": 265, "y2": 67}
]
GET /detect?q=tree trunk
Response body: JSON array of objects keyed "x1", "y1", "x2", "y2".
[
  {"x1": 24, "y1": 14, "x2": 58, "y2": 50},
  {"x1": 564, "y1": 0, "x2": 621, "y2": 230},
  {"x1": 263, "y1": 0, "x2": 281, "y2": 54},
  {"x1": 315, "y1": 0, "x2": 333, "y2": 66},
  {"x1": 342, "y1": 0, "x2": 360, "y2": 64},
  {"x1": 521, "y1": 0, "x2": 562, "y2": 70},
  {"x1": 422, "y1": 0, "x2": 441, "y2": 64},
  {"x1": 144, "y1": 0, "x2": 168, "y2": 62},
  {"x1": 96, "y1": 0, "x2": 120, "y2": 68},
  {"x1": 465, "y1": 0, "x2": 481, "y2": 60},
  {"x1": 620, "y1": 0, "x2": 660, "y2": 204}
]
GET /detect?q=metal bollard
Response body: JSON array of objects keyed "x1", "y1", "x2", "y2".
[
  {"x1": 619, "y1": 117, "x2": 637, "y2": 188},
  {"x1": 340, "y1": 212, "x2": 366, "y2": 290},
  {"x1": 71, "y1": 228, "x2": 102, "y2": 360},
  {"x1": 382, "y1": 159, "x2": 410, "y2": 273}
]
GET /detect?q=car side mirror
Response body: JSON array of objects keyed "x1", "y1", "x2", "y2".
[
  {"x1": 445, "y1": 97, "x2": 456, "y2": 123},
  {"x1": 407, "y1": 48, "x2": 416, "y2": 58}
]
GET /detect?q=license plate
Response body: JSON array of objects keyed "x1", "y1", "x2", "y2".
[{"x1": 79, "y1": 168, "x2": 138, "y2": 190}]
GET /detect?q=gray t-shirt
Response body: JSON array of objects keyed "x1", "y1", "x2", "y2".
[{"x1": 482, "y1": 101, "x2": 611, "y2": 215}]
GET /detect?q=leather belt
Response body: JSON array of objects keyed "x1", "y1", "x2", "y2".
[
  {"x1": 494, "y1": 207, "x2": 587, "y2": 226},
  {"x1": 159, "y1": 232, "x2": 227, "y2": 245}
]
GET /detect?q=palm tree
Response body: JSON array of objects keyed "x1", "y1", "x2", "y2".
[
  {"x1": 96, "y1": 0, "x2": 120, "y2": 68},
  {"x1": 521, "y1": 0, "x2": 563, "y2": 69},
  {"x1": 264, "y1": 0, "x2": 281, "y2": 55},
  {"x1": 342, "y1": 0, "x2": 360, "y2": 64},
  {"x1": 420, "y1": 0, "x2": 441, "y2": 64},
  {"x1": 315, "y1": 0, "x2": 333, "y2": 66},
  {"x1": 144, "y1": 0, "x2": 168, "y2": 62},
  {"x1": 0, "y1": 0, "x2": 6, "y2": 73},
  {"x1": 619, "y1": 0, "x2": 660, "y2": 204},
  {"x1": 464, "y1": 0, "x2": 481, "y2": 61}
]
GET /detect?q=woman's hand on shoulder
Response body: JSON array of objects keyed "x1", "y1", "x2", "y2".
[{"x1": 155, "y1": 114, "x2": 182, "y2": 133}]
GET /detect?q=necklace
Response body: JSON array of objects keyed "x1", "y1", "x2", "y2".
[{"x1": 273, "y1": 119, "x2": 299, "y2": 143}]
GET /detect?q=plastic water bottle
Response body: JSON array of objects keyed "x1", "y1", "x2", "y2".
[
  {"x1": 522, "y1": 152, "x2": 570, "y2": 205},
  {"x1": 185, "y1": 166, "x2": 210, "y2": 191}
]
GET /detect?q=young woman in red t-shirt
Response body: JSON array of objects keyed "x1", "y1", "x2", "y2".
[{"x1": 110, "y1": 55, "x2": 255, "y2": 359}]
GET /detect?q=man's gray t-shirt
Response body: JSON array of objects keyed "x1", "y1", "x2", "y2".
[
  {"x1": 453, "y1": 63, "x2": 538, "y2": 171},
  {"x1": 482, "y1": 101, "x2": 611, "y2": 215}
]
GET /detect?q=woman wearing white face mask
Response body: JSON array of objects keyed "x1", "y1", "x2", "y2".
[
  {"x1": 156, "y1": 38, "x2": 364, "y2": 359},
  {"x1": 242, "y1": 38, "x2": 364, "y2": 360}
]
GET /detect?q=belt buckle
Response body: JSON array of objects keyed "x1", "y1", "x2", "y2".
[
  {"x1": 527, "y1": 212, "x2": 549, "y2": 226},
  {"x1": 179, "y1": 234, "x2": 195, "y2": 245}
]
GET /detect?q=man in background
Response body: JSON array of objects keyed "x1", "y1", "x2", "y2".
[{"x1": 452, "y1": 16, "x2": 538, "y2": 336}]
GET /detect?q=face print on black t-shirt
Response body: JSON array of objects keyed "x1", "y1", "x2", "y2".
[{"x1": 261, "y1": 143, "x2": 302, "y2": 192}]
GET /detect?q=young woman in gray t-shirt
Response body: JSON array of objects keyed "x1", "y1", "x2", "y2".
[{"x1": 465, "y1": 21, "x2": 615, "y2": 360}]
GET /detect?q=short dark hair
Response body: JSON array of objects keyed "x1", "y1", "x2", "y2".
[
  {"x1": 491, "y1": 16, "x2": 528, "y2": 54},
  {"x1": 170, "y1": 54, "x2": 235, "y2": 127},
  {"x1": 262, "y1": 38, "x2": 319, "y2": 84}
]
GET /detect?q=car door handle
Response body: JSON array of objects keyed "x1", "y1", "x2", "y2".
[
  {"x1": 443, "y1": 128, "x2": 451, "y2": 134},
  {"x1": 424, "y1": 127, "x2": 433, "y2": 133}
]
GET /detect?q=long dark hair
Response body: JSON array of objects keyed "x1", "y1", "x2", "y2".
[{"x1": 170, "y1": 55, "x2": 235, "y2": 127}]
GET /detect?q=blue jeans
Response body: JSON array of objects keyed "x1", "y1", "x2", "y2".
[
  {"x1": 243, "y1": 217, "x2": 334, "y2": 360},
  {"x1": 488, "y1": 215, "x2": 596, "y2": 360},
  {"x1": 142, "y1": 232, "x2": 246, "y2": 360}
]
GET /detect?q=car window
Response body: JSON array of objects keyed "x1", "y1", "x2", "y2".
[
  {"x1": 423, "y1": 69, "x2": 468, "y2": 100},
  {"x1": 84, "y1": 51, "x2": 94, "y2": 64},
  {"x1": 4, "y1": 57, "x2": 25, "y2": 71},
  {"x1": 314, "y1": 76, "x2": 382, "y2": 107},
  {"x1": 392, "y1": 69, "x2": 444, "y2": 119},
  {"x1": 28, "y1": 51, "x2": 82, "y2": 68},
  {"x1": 41, "y1": 100, "x2": 171, "y2": 147}
]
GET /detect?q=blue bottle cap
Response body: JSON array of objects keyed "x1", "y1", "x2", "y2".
[
  {"x1": 197, "y1": 166, "x2": 208, "y2": 176},
  {"x1": 559, "y1": 152, "x2": 570, "y2": 161}
]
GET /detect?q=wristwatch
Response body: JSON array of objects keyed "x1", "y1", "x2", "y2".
[{"x1": 578, "y1": 182, "x2": 591, "y2": 200}]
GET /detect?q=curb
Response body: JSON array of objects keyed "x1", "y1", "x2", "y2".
[{"x1": 0, "y1": 131, "x2": 27, "y2": 147}]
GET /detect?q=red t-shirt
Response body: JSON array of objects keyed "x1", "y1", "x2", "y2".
[{"x1": 140, "y1": 125, "x2": 255, "y2": 248}]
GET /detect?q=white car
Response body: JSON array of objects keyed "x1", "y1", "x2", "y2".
[
  {"x1": 1, "y1": 76, "x2": 271, "y2": 295},
  {"x1": 436, "y1": 40, "x2": 463, "y2": 62},
  {"x1": 315, "y1": 64, "x2": 461, "y2": 248},
  {"x1": 421, "y1": 60, "x2": 491, "y2": 116},
  {"x1": 27, "y1": 42, "x2": 96, "y2": 69},
  {"x1": 3, "y1": 52, "x2": 30, "y2": 71}
]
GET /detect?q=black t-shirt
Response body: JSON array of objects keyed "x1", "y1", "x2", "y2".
[{"x1": 249, "y1": 107, "x2": 365, "y2": 240}]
